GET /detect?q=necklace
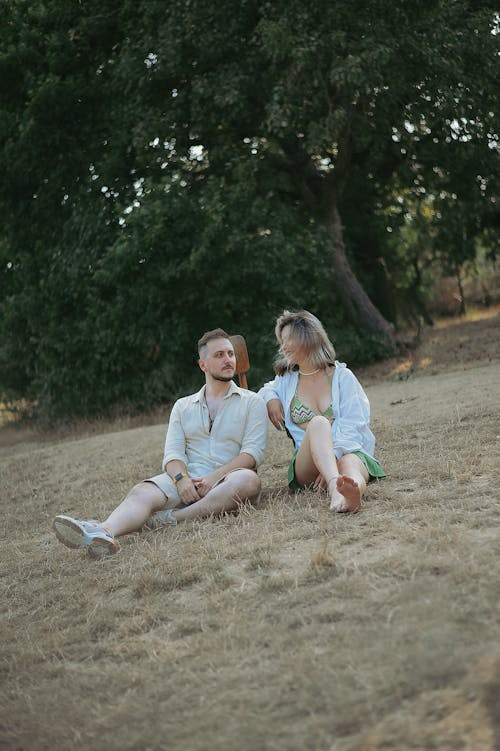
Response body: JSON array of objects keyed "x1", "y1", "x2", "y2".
[{"x1": 298, "y1": 368, "x2": 321, "y2": 376}]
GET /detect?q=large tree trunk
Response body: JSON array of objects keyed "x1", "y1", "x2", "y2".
[{"x1": 326, "y1": 204, "x2": 397, "y2": 349}]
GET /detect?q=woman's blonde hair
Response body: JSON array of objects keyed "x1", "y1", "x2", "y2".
[{"x1": 273, "y1": 310, "x2": 336, "y2": 375}]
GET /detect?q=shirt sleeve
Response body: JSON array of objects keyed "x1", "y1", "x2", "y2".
[
  {"x1": 258, "y1": 374, "x2": 283, "y2": 404},
  {"x1": 240, "y1": 394, "x2": 269, "y2": 467},
  {"x1": 162, "y1": 400, "x2": 188, "y2": 470},
  {"x1": 333, "y1": 369, "x2": 375, "y2": 458}
]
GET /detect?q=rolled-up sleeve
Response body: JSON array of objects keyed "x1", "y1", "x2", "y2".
[
  {"x1": 240, "y1": 395, "x2": 269, "y2": 467},
  {"x1": 162, "y1": 400, "x2": 188, "y2": 470},
  {"x1": 258, "y1": 375, "x2": 283, "y2": 404}
]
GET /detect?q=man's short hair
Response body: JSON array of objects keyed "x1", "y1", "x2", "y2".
[{"x1": 197, "y1": 328, "x2": 231, "y2": 356}]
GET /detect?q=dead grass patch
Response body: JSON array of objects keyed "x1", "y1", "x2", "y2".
[{"x1": 1, "y1": 314, "x2": 500, "y2": 750}]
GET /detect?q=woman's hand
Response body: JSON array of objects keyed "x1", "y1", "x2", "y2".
[
  {"x1": 312, "y1": 473, "x2": 326, "y2": 492},
  {"x1": 267, "y1": 398, "x2": 285, "y2": 431}
]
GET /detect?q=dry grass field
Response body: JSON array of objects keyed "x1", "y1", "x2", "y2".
[{"x1": 1, "y1": 308, "x2": 499, "y2": 751}]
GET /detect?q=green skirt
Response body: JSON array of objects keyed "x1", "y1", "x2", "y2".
[{"x1": 287, "y1": 448, "x2": 386, "y2": 491}]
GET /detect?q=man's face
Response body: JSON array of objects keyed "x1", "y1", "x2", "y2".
[{"x1": 199, "y1": 338, "x2": 236, "y2": 382}]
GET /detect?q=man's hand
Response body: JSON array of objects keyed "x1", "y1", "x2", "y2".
[
  {"x1": 176, "y1": 476, "x2": 201, "y2": 505},
  {"x1": 191, "y1": 474, "x2": 216, "y2": 498},
  {"x1": 267, "y1": 398, "x2": 285, "y2": 431}
]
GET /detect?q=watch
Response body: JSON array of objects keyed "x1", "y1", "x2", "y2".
[{"x1": 173, "y1": 471, "x2": 188, "y2": 484}]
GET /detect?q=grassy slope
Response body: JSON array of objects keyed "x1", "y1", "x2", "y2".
[{"x1": 1, "y1": 310, "x2": 499, "y2": 751}]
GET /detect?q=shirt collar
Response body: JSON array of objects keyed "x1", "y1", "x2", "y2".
[{"x1": 192, "y1": 380, "x2": 240, "y2": 403}]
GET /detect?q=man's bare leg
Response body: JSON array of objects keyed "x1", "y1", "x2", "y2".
[
  {"x1": 102, "y1": 469, "x2": 259, "y2": 534},
  {"x1": 52, "y1": 480, "x2": 167, "y2": 555},
  {"x1": 55, "y1": 470, "x2": 260, "y2": 556},
  {"x1": 172, "y1": 469, "x2": 261, "y2": 523},
  {"x1": 103, "y1": 482, "x2": 168, "y2": 537}
]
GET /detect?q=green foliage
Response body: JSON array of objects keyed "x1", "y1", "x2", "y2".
[
  {"x1": 0, "y1": 0, "x2": 498, "y2": 419},
  {"x1": 1, "y1": 147, "x2": 336, "y2": 419}
]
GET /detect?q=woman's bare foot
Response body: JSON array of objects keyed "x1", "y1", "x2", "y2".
[{"x1": 329, "y1": 475, "x2": 362, "y2": 513}]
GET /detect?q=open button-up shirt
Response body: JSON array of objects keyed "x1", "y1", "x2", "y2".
[
  {"x1": 258, "y1": 362, "x2": 377, "y2": 460},
  {"x1": 163, "y1": 381, "x2": 268, "y2": 477}
]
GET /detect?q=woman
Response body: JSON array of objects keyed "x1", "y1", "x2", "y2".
[{"x1": 259, "y1": 310, "x2": 385, "y2": 512}]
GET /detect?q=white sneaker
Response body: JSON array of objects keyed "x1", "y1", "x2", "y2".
[
  {"x1": 53, "y1": 515, "x2": 119, "y2": 557},
  {"x1": 142, "y1": 508, "x2": 178, "y2": 531}
]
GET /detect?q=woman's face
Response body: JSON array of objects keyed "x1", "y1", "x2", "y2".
[{"x1": 280, "y1": 325, "x2": 305, "y2": 364}]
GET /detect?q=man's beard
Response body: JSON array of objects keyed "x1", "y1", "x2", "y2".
[{"x1": 212, "y1": 373, "x2": 233, "y2": 382}]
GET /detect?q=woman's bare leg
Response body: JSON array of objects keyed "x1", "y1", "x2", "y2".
[
  {"x1": 294, "y1": 416, "x2": 340, "y2": 489},
  {"x1": 330, "y1": 454, "x2": 369, "y2": 513},
  {"x1": 288, "y1": 418, "x2": 370, "y2": 513}
]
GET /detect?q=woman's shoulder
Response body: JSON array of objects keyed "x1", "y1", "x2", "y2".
[
  {"x1": 277, "y1": 370, "x2": 298, "y2": 387},
  {"x1": 334, "y1": 361, "x2": 361, "y2": 385},
  {"x1": 335, "y1": 360, "x2": 358, "y2": 373},
  {"x1": 333, "y1": 360, "x2": 348, "y2": 377},
  {"x1": 273, "y1": 366, "x2": 298, "y2": 380},
  {"x1": 260, "y1": 369, "x2": 295, "y2": 391}
]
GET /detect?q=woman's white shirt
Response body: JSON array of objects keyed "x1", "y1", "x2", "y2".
[{"x1": 258, "y1": 362, "x2": 376, "y2": 460}]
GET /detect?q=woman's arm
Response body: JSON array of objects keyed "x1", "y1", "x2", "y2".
[
  {"x1": 333, "y1": 367, "x2": 376, "y2": 458},
  {"x1": 258, "y1": 375, "x2": 286, "y2": 430}
]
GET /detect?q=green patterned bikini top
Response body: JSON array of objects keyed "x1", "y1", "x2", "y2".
[{"x1": 290, "y1": 386, "x2": 334, "y2": 426}]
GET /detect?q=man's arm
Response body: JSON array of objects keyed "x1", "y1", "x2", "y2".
[
  {"x1": 165, "y1": 459, "x2": 201, "y2": 505},
  {"x1": 162, "y1": 400, "x2": 200, "y2": 505},
  {"x1": 193, "y1": 395, "x2": 268, "y2": 497},
  {"x1": 162, "y1": 401, "x2": 188, "y2": 469},
  {"x1": 239, "y1": 394, "x2": 268, "y2": 465}
]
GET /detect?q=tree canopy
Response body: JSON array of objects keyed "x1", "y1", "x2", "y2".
[{"x1": 1, "y1": 0, "x2": 498, "y2": 419}]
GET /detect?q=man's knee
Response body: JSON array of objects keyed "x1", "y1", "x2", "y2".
[
  {"x1": 228, "y1": 469, "x2": 261, "y2": 501},
  {"x1": 127, "y1": 481, "x2": 166, "y2": 507}
]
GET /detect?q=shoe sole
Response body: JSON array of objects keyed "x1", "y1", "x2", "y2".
[{"x1": 53, "y1": 515, "x2": 119, "y2": 557}]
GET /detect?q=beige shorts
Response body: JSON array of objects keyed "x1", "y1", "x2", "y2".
[{"x1": 145, "y1": 468, "x2": 256, "y2": 510}]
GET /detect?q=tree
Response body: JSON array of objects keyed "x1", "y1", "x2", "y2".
[
  {"x1": 143, "y1": 0, "x2": 497, "y2": 341},
  {"x1": 0, "y1": 0, "x2": 498, "y2": 418}
]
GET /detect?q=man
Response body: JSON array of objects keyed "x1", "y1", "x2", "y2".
[{"x1": 53, "y1": 329, "x2": 268, "y2": 557}]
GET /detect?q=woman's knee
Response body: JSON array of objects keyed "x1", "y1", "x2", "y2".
[{"x1": 307, "y1": 415, "x2": 331, "y2": 432}]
